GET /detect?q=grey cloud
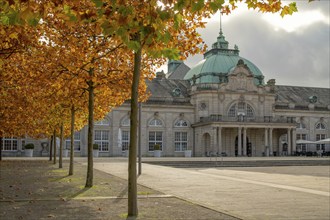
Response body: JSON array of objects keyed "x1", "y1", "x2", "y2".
[{"x1": 184, "y1": 2, "x2": 329, "y2": 88}]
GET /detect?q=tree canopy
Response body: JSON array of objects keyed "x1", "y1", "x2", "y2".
[{"x1": 1, "y1": 0, "x2": 308, "y2": 216}]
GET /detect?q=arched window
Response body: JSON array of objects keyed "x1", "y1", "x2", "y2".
[
  {"x1": 148, "y1": 118, "x2": 164, "y2": 151},
  {"x1": 174, "y1": 119, "x2": 189, "y2": 152},
  {"x1": 228, "y1": 104, "x2": 236, "y2": 117},
  {"x1": 174, "y1": 119, "x2": 188, "y2": 127},
  {"x1": 246, "y1": 105, "x2": 254, "y2": 118},
  {"x1": 121, "y1": 117, "x2": 130, "y2": 126},
  {"x1": 296, "y1": 123, "x2": 306, "y2": 129},
  {"x1": 316, "y1": 122, "x2": 326, "y2": 130},
  {"x1": 227, "y1": 102, "x2": 254, "y2": 118},
  {"x1": 149, "y1": 118, "x2": 163, "y2": 127},
  {"x1": 315, "y1": 122, "x2": 326, "y2": 151},
  {"x1": 95, "y1": 118, "x2": 110, "y2": 125},
  {"x1": 238, "y1": 102, "x2": 245, "y2": 111},
  {"x1": 120, "y1": 117, "x2": 130, "y2": 151}
]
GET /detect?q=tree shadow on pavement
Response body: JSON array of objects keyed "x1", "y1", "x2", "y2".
[
  {"x1": 114, "y1": 185, "x2": 128, "y2": 203},
  {"x1": 68, "y1": 187, "x2": 91, "y2": 199}
]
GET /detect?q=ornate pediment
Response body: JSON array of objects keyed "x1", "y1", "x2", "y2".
[{"x1": 224, "y1": 59, "x2": 258, "y2": 92}]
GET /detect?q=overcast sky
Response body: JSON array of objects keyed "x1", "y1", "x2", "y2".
[{"x1": 161, "y1": 0, "x2": 330, "y2": 88}]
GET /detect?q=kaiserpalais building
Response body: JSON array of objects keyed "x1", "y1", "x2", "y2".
[{"x1": 2, "y1": 30, "x2": 330, "y2": 157}]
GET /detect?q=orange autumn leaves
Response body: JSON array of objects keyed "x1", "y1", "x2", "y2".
[{"x1": 1, "y1": 0, "x2": 299, "y2": 138}]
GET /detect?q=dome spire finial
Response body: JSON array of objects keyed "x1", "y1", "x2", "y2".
[
  {"x1": 219, "y1": 11, "x2": 223, "y2": 35},
  {"x1": 212, "y1": 11, "x2": 228, "y2": 50}
]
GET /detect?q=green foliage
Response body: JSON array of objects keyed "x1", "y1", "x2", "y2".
[
  {"x1": 192, "y1": 0, "x2": 205, "y2": 12},
  {"x1": 210, "y1": 0, "x2": 225, "y2": 12},
  {"x1": 154, "y1": 144, "x2": 161, "y2": 151},
  {"x1": 118, "y1": 213, "x2": 128, "y2": 219},
  {"x1": 63, "y1": 5, "x2": 77, "y2": 22},
  {"x1": 93, "y1": 0, "x2": 104, "y2": 8},
  {"x1": 127, "y1": 41, "x2": 141, "y2": 51},
  {"x1": 280, "y1": 2, "x2": 298, "y2": 17},
  {"x1": 24, "y1": 143, "x2": 35, "y2": 149}
]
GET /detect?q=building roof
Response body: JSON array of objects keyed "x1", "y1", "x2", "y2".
[
  {"x1": 275, "y1": 85, "x2": 330, "y2": 110},
  {"x1": 183, "y1": 31, "x2": 264, "y2": 85},
  {"x1": 144, "y1": 76, "x2": 329, "y2": 111},
  {"x1": 168, "y1": 62, "x2": 190, "y2": 80},
  {"x1": 145, "y1": 77, "x2": 192, "y2": 105}
]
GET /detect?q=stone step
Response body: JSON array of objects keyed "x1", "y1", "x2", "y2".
[{"x1": 143, "y1": 159, "x2": 330, "y2": 168}]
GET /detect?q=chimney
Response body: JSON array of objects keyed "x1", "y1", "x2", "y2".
[
  {"x1": 156, "y1": 70, "x2": 166, "y2": 80},
  {"x1": 168, "y1": 60, "x2": 183, "y2": 74}
]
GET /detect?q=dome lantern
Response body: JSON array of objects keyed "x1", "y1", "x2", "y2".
[{"x1": 184, "y1": 21, "x2": 264, "y2": 85}]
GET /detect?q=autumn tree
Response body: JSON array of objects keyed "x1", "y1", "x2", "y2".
[
  {"x1": 32, "y1": 1, "x2": 153, "y2": 186},
  {"x1": 1, "y1": 0, "x2": 303, "y2": 216},
  {"x1": 90, "y1": 0, "x2": 301, "y2": 217}
]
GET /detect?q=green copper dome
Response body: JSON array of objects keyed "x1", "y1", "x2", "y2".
[{"x1": 184, "y1": 31, "x2": 264, "y2": 85}]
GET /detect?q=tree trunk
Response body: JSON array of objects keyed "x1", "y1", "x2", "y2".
[
  {"x1": 138, "y1": 102, "x2": 142, "y2": 175},
  {"x1": 69, "y1": 105, "x2": 75, "y2": 175},
  {"x1": 85, "y1": 72, "x2": 94, "y2": 188},
  {"x1": 128, "y1": 42, "x2": 142, "y2": 217},
  {"x1": 59, "y1": 123, "x2": 64, "y2": 168},
  {"x1": 49, "y1": 135, "x2": 53, "y2": 161},
  {"x1": 53, "y1": 130, "x2": 56, "y2": 164},
  {"x1": 0, "y1": 136, "x2": 2, "y2": 161}
]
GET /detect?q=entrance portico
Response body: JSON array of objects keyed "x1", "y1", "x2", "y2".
[{"x1": 193, "y1": 117, "x2": 297, "y2": 157}]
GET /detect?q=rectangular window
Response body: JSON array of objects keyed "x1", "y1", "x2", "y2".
[
  {"x1": 174, "y1": 132, "x2": 188, "y2": 152},
  {"x1": 2, "y1": 137, "x2": 18, "y2": 151},
  {"x1": 122, "y1": 130, "x2": 130, "y2": 151},
  {"x1": 94, "y1": 130, "x2": 109, "y2": 152},
  {"x1": 296, "y1": 134, "x2": 307, "y2": 153},
  {"x1": 65, "y1": 132, "x2": 81, "y2": 151},
  {"x1": 316, "y1": 134, "x2": 326, "y2": 151},
  {"x1": 149, "y1": 131, "x2": 162, "y2": 151}
]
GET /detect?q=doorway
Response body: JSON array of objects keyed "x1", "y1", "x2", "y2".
[
  {"x1": 235, "y1": 135, "x2": 250, "y2": 156},
  {"x1": 202, "y1": 133, "x2": 211, "y2": 156}
]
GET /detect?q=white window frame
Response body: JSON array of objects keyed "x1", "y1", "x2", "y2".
[
  {"x1": 2, "y1": 137, "x2": 18, "y2": 151},
  {"x1": 121, "y1": 118, "x2": 130, "y2": 127},
  {"x1": 94, "y1": 130, "x2": 109, "y2": 152},
  {"x1": 174, "y1": 119, "x2": 188, "y2": 127},
  {"x1": 228, "y1": 104, "x2": 236, "y2": 117},
  {"x1": 296, "y1": 133, "x2": 307, "y2": 152},
  {"x1": 149, "y1": 118, "x2": 163, "y2": 127},
  {"x1": 65, "y1": 132, "x2": 81, "y2": 151},
  {"x1": 95, "y1": 118, "x2": 110, "y2": 126},
  {"x1": 246, "y1": 105, "x2": 254, "y2": 118},
  {"x1": 174, "y1": 131, "x2": 188, "y2": 152},
  {"x1": 316, "y1": 134, "x2": 326, "y2": 151},
  {"x1": 148, "y1": 131, "x2": 163, "y2": 151},
  {"x1": 296, "y1": 123, "x2": 306, "y2": 129},
  {"x1": 316, "y1": 122, "x2": 326, "y2": 130},
  {"x1": 227, "y1": 102, "x2": 254, "y2": 118},
  {"x1": 121, "y1": 130, "x2": 130, "y2": 151}
]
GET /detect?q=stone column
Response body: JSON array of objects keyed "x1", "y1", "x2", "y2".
[
  {"x1": 269, "y1": 128, "x2": 273, "y2": 156},
  {"x1": 238, "y1": 127, "x2": 242, "y2": 156},
  {"x1": 265, "y1": 128, "x2": 269, "y2": 156},
  {"x1": 218, "y1": 127, "x2": 222, "y2": 155},
  {"x1": 279, "y1": 136, "x2": 283, "y2": 156},
  {"x1": 213, "y1": 127, "x2": 217, "y2": 155},
  {"x1": 292, "y1": 128, "x2": 296, "y2": 155},
  {"x1": 243, "y1": 127, "x2": 247, "y2": 156},
  {"x1": 287, "y1": 128, "x2": 292, "y2": 155}
]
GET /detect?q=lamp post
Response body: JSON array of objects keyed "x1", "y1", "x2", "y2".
[{"x1": 138, "y1": 102, "x2": 142, "y2": 175}]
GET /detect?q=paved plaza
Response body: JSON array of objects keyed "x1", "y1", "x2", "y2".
[{"x1": 79, "y1": 157, "x2": 330, "y2": 220}]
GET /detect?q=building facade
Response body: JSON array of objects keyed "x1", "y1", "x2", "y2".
[{"x1": 2, "y1": 30, "x2": 330, "y2": 157}]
